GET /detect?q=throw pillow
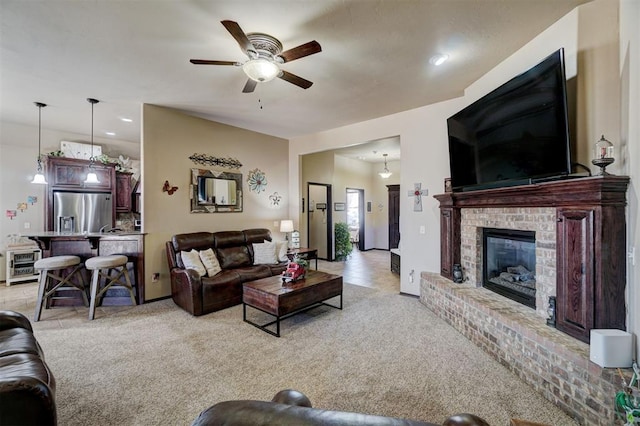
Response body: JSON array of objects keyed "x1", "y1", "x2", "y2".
[
  {"x1": 253, "y1": 241, "x2": 278, "y2": 265},
  {"x1": 181, "y1": 249, "x2": 206, "y2": 277},
  {"x1": 199, "y1": 248, "x2": 222, "y2": 277},
  {"x1": 276, "y1": 241, "x2": 289, "y2": 262}
]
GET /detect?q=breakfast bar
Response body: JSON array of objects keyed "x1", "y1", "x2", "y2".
[{"x1": 26, "y1": 232, "x2": 145, "y2": 305}]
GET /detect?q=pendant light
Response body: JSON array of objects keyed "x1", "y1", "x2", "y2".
[
  {"x1": 31, "y1": 102, "x2": 48, "y2": 184},
  {"x1": 378, "y1": 153, "x2": 392, "y2": 179},
  {"x1": 84, "y1": 98, "x2": 100, "y2": 184}
]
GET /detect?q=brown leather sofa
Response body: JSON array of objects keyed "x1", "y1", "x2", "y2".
[
  {"x1": 166, "y1": 228, "x2": 288, "y2": 316},
  {"x1": 191, "y1": 389, "x2": 490, "y2": 426},
  {"x1": 0, "y1": 310, "x2": 56, "y2": 425}
]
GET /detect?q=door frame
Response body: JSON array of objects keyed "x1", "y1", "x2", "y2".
[{"x1": 307, "y1": 182, "x2": 333, "y2": 260}]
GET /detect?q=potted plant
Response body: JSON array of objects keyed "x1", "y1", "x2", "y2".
[{"x1": 334, "y1": 222, "x2": 353, "y2": 261}]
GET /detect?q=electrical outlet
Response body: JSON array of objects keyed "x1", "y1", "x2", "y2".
[
  {"x1": 419, "y1": 225, "x2": 426, "y2": 234},
  {"x1": 152, "y1": 273, "x2": 160, "y2": 282},
  {"x1": 24, "y1": 222, "x2": 30, "y2": 229},
  {"x1": 629, "y1": 247, "x2": 636, "y2": 266}
]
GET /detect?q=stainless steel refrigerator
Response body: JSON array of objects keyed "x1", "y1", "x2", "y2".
[{"x1": 53, "y1": 192, "x2": 113, "y2": 233}]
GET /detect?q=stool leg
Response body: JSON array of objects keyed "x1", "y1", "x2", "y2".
[
  {"x1": 88, "y1": 268, "x2": 101, "y2": 320},
  {"x1": 34, "y1": 269, "x2": 49, "y2": 322},
  {"x1": 122, "y1": 266, "x2": 137, "y2": 305}
]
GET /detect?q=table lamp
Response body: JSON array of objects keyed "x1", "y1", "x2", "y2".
[{"x1": 280, "y1": 220, "x2": 294, "y2": 247}]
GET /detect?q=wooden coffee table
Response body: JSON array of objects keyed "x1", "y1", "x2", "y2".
[{"x1": 242, "y1": 270, "x2": 343, "y2": 337}]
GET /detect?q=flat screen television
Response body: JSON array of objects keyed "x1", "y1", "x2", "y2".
[{"x1": 447, "y1": 48, "x2": 571, "y2": 192}]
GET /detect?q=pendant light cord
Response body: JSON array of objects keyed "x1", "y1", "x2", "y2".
[
  {"x1": 87, "y1": 98, "x2": 99, "y2": 165},
  {"x1": 35, "y1": 102, "x2": 46, "y2": 172}
]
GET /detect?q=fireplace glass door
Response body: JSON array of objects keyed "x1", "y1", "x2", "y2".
[{"x1": 482, "y1": 228, "x2": 536, "y2": 308}]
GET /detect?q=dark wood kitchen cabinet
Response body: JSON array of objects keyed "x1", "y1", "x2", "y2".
[
  {"x1": 47, "y1": 156, "x2": 114, "y2": 190},
  {"x1": 115, "y1": 172, "x2": 133, "y2": 213},
  {"x1": 45, "y1": 157, "x2": 116, "y2": 231}
]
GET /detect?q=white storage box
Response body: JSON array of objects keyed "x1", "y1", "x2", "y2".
[{"x1": 590, "y1": 329, "x2": 633, "y2": 368}]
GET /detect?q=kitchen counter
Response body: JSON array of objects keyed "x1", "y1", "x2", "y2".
[{"x1": 25, "y1": 232, "x2": 146, "y2": 305}]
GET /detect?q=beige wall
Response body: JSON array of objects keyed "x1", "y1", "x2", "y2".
[
  {"x1": 300, "y1": 151, "x2": 401, "y2": 253},
  {"x1": 141, "y1": 105, "x2": 288, "y2": 300}
]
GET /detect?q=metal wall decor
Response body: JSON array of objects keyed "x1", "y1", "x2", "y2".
[
  {"x1": 247, "y1": 168, "x2": 267, "y2": 193},
  {"x1": 189, "y1": 153, "x2": 242, "y2": 169},
  {"x1": 269, "y1": 192, "x2": 281, "y2": 206}
]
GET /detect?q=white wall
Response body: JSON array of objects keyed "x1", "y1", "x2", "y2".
[
  {"x1": 620, "y1": 0, "x2": 640, "y2": 355},
  {"x1": 289, "y1": 8, "x2": 581, "y2": 297}
]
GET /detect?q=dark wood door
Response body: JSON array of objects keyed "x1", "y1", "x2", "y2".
[
  {"x1": 556, "y1": 208, "x2": 594, "y2": 343},
  {"x1": 387, "y1": 185, "x2": 400, "y2": 249}
]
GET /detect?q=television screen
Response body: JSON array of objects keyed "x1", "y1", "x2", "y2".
[{"x1": 447, "y1": 48, "x2": 571, "y2": 191}]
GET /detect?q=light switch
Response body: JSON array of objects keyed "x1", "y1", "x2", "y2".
[{"x1": 419, "y1": 225, "x2": 425, "y2": 234}]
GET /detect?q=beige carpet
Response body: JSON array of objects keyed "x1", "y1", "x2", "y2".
[{"x1": 2, "y1": 282, "x2": 577, "y2": 425}]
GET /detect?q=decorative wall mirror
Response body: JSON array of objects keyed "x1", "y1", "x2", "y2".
[{"x1": 191, "y1": 168, "x2": 243, "y2": 213}]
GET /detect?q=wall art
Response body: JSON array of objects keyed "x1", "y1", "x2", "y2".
[
  {"x1": 247, "y1": 168, "x2": 267, "y2": 193},
  {"x1": 269, "y1": 192, "x2": 281, "y2": 206},
  {"x1": 189, "y1": 153, "x2": 242, "y2": 169},
  {"x1": 408, "y1": 183, "x2": 429, "y2": 211}
]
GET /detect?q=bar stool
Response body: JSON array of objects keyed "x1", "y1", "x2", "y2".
[
  {"x1": 85, "y1": 255, "x2": 136, "y2": 320},
  {"x1": 34, "y1": 255, "x2": 87, "y2": 322}
]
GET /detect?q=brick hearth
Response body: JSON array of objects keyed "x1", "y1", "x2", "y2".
[{"x1": 420, "y1": 272, "x2": 620, "y2": 425}]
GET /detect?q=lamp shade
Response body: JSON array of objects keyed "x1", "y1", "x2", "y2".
[
  {"x1": 31, "y1": 173, "x2": 47, "y2": 184},
  {"x1": 280, "y1": 220, "x2": 294, "y2": 233},
  {"x1": 243, "y1": 58, "x2": 280, "y2": 82},
  {"x1": 84, "y1": 172, "x2": 100, "y2": 184}
]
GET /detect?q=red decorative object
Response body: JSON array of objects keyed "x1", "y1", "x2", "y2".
[
  {"x1": 163, "y1": 180, "x2": 178, "y2": 195},
  {"x1": 281, "y1": 262, "x2": 306, "y2": 284}
]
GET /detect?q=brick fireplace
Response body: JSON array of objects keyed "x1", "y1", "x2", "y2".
[
  {"x1": 461, "y1": 207, "x2": 556, "y2": 317},
  {"x1": 422, "y1": 175, "x2": 630, "y2": 424}
]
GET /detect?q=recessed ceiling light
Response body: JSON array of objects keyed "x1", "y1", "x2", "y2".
[
  {"x1": 120, "y1": 117, "x2": 133, "y2": 122},
  {"x1": 105, "y1": 131, "x2": 116, "y2": 136},
  {"x1": 429, "y1": 53, "x2": 449, "y2": 66}
]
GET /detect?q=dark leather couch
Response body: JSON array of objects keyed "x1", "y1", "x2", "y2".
[
  {"x1": 166, "y1": 228, "x2": 288, "y2": 316},
  {"x1": 191, "y1": 389, "x2": 490, "y2": 426},
  {"x1": 0, "y1": 310, "x2": 56, "y2": 425}
]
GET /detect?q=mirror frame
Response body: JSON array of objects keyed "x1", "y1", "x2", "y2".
[{"x1": 190, "y1": 168, "x2": 243, "y2": 213}]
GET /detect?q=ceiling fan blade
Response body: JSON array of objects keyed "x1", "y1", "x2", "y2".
[
  {"x1": 278, "y1": 70, "x2": 313, "y2": 89},
  {"x1": 279, "y1": 40, "x2": 321, "y2": 63},
  {"x1": 242, "y1": 79, "x2": 257, "y2": 93},
  {"x1": 221, "y1": 20, "x2": 254, "y2": 54},
  {"x1": 190, "y1": 59, "x2": 239, "y2": 66}
]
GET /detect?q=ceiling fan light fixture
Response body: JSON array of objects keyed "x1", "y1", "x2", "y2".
[
  {"x1": 429, "y1": 53, "x2": 449, "y2": 66},
  {"x1": 378, "y1": 153, "x2": 392, "y2": 179},
  {"x1": 242, "y1": 58, "x2": 280, "y2": 82}
]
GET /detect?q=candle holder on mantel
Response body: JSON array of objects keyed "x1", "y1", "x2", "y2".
[{"x1": 591, "y1": 134, "x2": 615, "y2": 176}]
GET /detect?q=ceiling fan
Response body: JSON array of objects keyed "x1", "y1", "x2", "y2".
[{"x1": 190, "y1": 20, "x2": 322, "y2": 93}]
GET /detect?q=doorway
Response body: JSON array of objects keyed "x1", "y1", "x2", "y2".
[
  {"x1": 346, "y1": 188, "x2": 365, "y2": 251},
  {"x1": 307, "y1": 183, "x2": 332, "y2": 260}
]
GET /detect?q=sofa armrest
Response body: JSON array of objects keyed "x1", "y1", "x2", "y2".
[
  {"x1": 0, "y1": 310, "x2": 33, "y2": 333},
  {"x1": 169, "y1": 267, "x2": 204, "y2": 316},
  {"x1": 0, "y1": 376, "x2": 57, "y2": 425}
]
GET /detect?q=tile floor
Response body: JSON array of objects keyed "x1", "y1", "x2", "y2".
[{"x1": 0, "y1": 249, "x2": 400, "y2": 318}]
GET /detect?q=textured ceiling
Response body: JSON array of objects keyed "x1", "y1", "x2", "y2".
[{"x1": 1, "y1": 0, "x2": 589, "y2": 160}]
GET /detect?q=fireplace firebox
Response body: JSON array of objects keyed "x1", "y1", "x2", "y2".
[{"x1": 482, "y1": 228, "x2": 536, "y2": 308}]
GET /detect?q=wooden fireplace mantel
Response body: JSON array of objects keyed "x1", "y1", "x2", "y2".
[{"x1": 434, "y1": 175, "x2": 630, "y2": 343}]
